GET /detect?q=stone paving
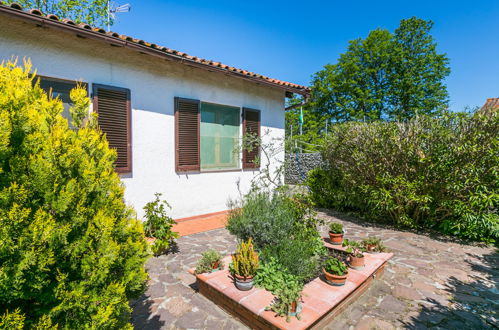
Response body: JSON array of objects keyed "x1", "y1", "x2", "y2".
[{"x1": 131, "y1": 210, "x2": 498, "y2": 329}]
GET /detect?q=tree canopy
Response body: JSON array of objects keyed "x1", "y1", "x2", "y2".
[
  {"x1": 309, "y1": 17, "x2": 450, "y2": 123},
  {"x1": 8, "y1": 0, "x2": 111, "y2": 27}
]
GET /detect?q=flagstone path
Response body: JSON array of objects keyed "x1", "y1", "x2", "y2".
[{"x1": 131, "y1": 210, "x2": 498, "y2": 329}]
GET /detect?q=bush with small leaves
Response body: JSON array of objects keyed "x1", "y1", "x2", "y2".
[{"x1": 0, "y1": 60, "x2": 148, "y2": 328}]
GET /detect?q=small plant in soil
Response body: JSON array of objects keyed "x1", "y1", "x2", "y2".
[
  {"x1": 328, "y1": 222, "x2": 344, "y2": 245},
  {"x1": 265, "y1": 275, "x2": 303, "y2": 322},
  {"x1": 342, "y1": 239, "x2": 366, "y2": 269},
  {"x1": 195, "y1": 250, "x2": 224, "y2": 274},
  {"x1": 143, "y1": 193, "x2": 179, "y2": 256},
  {"x1": 361, "y1": 237, "x2": 386, "y2": 252},
  {"x1": 230, "y1": 239, "x2": 259, "y2": 290},
  {"x1": 323, "y1": 257, "x2": 349, "y2": 286},
  {"x1": 329, "y1": 222, "x2": 343, "y2": 234}
]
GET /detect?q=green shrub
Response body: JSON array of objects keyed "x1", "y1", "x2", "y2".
[
  {"x1": 309, "y1": 113, "x2": 499, "y2": 243},
  {"x1": 227, "y1": 188, "x2": 326, "y2": 282},
  {"x1": 226, "y1": 190, "x2": 301, "y2": 250},
  {"x1": 195, "y1": 250, "x2": 224, "y2": 274},
  {"x1": 143, "y1": 193, "x2": 179, "y2": 255},
  {"x1": 324, "y1": 257, "x2": 348, "y2": 276},
  {"x1": 0, "y1": 60, "x2": 148, "y2": 328},
  {"x1": 261, "y1": 223, "x2": 325, "y2": 282}
]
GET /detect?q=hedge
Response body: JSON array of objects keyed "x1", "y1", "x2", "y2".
[{"x1": 307, "y1": 112, "x2": 498, "y2": 243}]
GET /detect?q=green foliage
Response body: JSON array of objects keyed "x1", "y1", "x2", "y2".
[
  {"x1": 0, "y1": 60, "x2": 148, "y2": 328},
  {"x1": 0, "y1": 309, "x2": 25, "y2": 329},
  {"x1": 143, "y1": 193, "x2": 179, "y2": 255},
  {"x1": 257, "y1": 259, "x2": 304, "y2": 322},
  {"x1": 342, "y1": 239, "x2": 366, "y2": 258},
  {"x1": 226, "y1": 190, "x2": 301, "y2": 250},
  {"x1": 308, "y1": 112, "x2": 499, "y2": 242},
  {"x1": 324, "y1": 257, "x2": 348, "y2": 276},
  {"x1": 231, "y1": 239, "x2": 259, "y2": 278},
  {"x1": 260, "y1": 224, "x2": 324, "y2": 282},
  {"x1": 361, "y1": 237, "x2": 386, "y2": 252},
  {"x1": 195, "y1": 250, "x2": 224, "y2": 274},
  {"x1": 310, "y1": 17, "x2": 450, "y2": 123},
  {"x1": 329, "y1": 222, "x2": 343, "y2": 234},
  {"x1": 8, "y1": 0, "x2": 111, "y2": 27}
]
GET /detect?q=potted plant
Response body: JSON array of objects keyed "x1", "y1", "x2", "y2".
[
  {"x1": 231, "y1": 239, "x2": 259, "y2": 291},
  {"x1": 194, "y1": 250, "x2": 224, "y2": 274},
  {"x1": 266, "y1": 277, "x2": 303, "y2": 322},
  {"x1": 343, "y1": 239, "x2": 366, "y2": 270},
  {"x1": 323, "y1": 257, "x2": 348, "y2": 286},
  {"x1": 361, "y1": 237, "x2": 386, "y2": 253},
  {"x1": 328, "y1": 222, "x2": 344, "y2": 245}
]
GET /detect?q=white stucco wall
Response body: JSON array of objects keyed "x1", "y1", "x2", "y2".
[{"x1": 0, "y1": 19, "x2": 286, "y2": 218}]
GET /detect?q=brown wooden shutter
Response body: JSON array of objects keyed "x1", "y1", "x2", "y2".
[
  {"x1": 242, "y1": 108, "x2": 261, "y2": 169},
  {"x1": 175, "y1": 97, "x2": 200, "y2": 172},
  {"x1": 93, "y1": 84, "x2": 132, "y2": 173}
]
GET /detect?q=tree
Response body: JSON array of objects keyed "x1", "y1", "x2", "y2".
[
  {"x1": 310, "y1": 17, "x2": 450, "y2": 122},
  {"x1": 8, "y1": 0, "x2": 111, "y2": 27},
  {"x1": 0, "y1": 60, "x2": 148, "y2": 328}
]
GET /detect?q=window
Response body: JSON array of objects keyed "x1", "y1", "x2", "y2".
[
  {"x1": 38, "y1": 77, "x2": 87, "y2": 127},
  {"x1": 93, "y1": 84, "x2": 132, "y2": 173},
  {"x1": 175, "y1": 97, "x2": 261, "y2": 172},
  {"x1": 200, "y1": 103, "x2": 240, "y2": 170}
]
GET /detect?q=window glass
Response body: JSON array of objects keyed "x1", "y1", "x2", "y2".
[
  {"x1": 39, "y1": 78, "x2": 83, "y2": 127},
  {"x1": 200, "y1": 103, "x2": 240, "y2": 170}
]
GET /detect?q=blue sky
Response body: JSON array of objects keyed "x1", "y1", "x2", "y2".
[{"x1": 113, "y1": 0, "x2": 499, "y2": 111}]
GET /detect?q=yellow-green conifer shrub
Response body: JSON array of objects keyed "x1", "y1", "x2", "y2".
[{"x1": 0, "y1": 60, "x2": 149, "y2": 328}]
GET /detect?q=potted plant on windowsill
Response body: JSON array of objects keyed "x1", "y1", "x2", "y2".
[
  {"x1": 361, "y1": 237, "x2": 386, "y2": 253},
  {"x1": 194, "y1": 250, "x2": 224, "y2": 274},
  {"x1": 230, "y1": 238, "x2": 259, "y2": 291},
  {"x1": 328, "y1": 222, "x2": 344, "y2": 245},
  {"x1": 343, "y1": 239, "x2": 366, "y2": 270},
  {"x1": 323, "y1": 257, "x2": 349, "y2": 286}
]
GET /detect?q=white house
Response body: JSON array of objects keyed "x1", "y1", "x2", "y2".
[{"x1": 0, "y1": 3, "x2": 309, "y2": 219}]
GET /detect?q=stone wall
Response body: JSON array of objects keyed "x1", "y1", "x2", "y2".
[{"x1": 285, "y1": 152, "x2": 323, "y2": 184}]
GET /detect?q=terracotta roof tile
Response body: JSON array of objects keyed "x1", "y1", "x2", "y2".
[{"x1": 0, "y1": 2, "x2": 310, "y2": 94}]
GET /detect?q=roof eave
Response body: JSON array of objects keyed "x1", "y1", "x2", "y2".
[{"x1": 0, "y1": 5, "x2": 310, "y2": 96}]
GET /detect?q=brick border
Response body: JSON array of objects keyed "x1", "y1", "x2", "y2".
[{"x1": 194, "y1": 248, "x2": 391, "y2": 330}]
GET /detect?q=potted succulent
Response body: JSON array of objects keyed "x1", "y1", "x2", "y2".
[
  {"x1": 194, "y1": 250, "x2": 224, "y2": 274},
  {"x1": 323, "y1": 257, "x2": 349, "y2": 286},
  {"x1": 328, "y1": 222, "x2": 344, "y2": 245},
  {"x1": 361, "y1": 237, "x2": 386, "y2": 253},
  {"x1": 231, "y1": 239, "x2": 259, "y2": 291},
  {"x1": 343, "y1": 239, "x2": 366, "y2": 270}
]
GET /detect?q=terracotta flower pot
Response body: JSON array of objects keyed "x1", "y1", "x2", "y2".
[
  {"x1": 348, "y1": 254, "x2": 365, "y2": 270},
  {"x1": 289, "y1": 300, "x2": 302, "y2": 317},
  {"x1": 323, "y1": 268, "x2": 348, "y2": 286},
  {"x1": 328, "y1": 232, "x2": 344, "y2": 245},
  {"x1": 234, "y1": 274, "x2": 254, "y2": 291},
  {"x1": 366, "y1": 244, "x2": 377, "y2": 253}
]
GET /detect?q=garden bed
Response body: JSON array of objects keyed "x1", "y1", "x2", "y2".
[{"x1": 190, "y1": 243, "x2": 393, "y2": 330}]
